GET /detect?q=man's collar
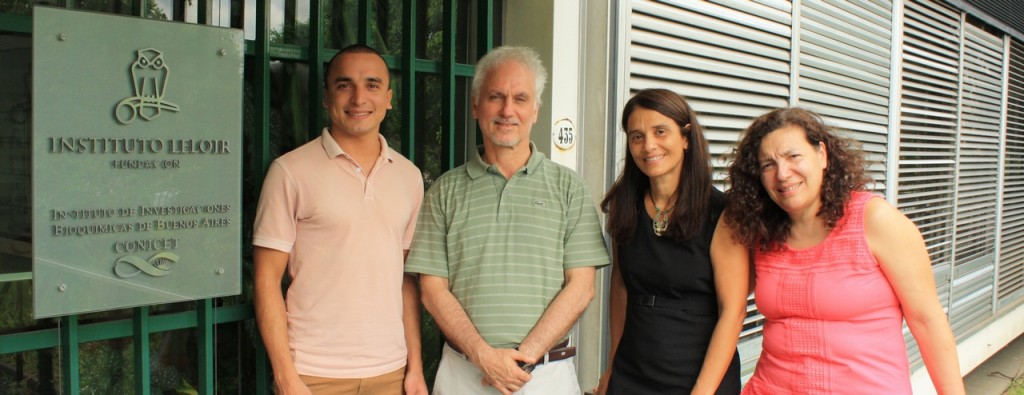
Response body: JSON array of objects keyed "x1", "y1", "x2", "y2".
[
  {"x1": 320, "y1": 128, "x2": 394, "y2": 163},
  {"x1": 466, "y1": 142, "x2": 545, "y2": 179}
]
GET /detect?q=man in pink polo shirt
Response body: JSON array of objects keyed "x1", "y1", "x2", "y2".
[{"x1": 253, "y1": 44, "x2": 427, "y2": 395}]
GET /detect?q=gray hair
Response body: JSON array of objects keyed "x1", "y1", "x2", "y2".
[{"x1": 471, "y1": 46, "x2": 548, "y2": 107}]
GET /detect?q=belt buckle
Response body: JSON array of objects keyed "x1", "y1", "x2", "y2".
[{"x1": 639, "y1": 295, "x2": 656, "y2": 306}]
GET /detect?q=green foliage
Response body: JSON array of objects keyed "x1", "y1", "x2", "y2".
[
  {"x1": 78, "y1": 339, "x2": 135, "y2": 395},
  {"x1": 1009, "y1": 379, "x2": 1024, "y2": 395},
  {"x1": 0, "y1": 0, "x2": 31, "y2": 15},
  {"x1": 0, "y1": 281, "x2": 34, "y2": 336},
  {"x1": 997, "y1": 360, "x2": 1024, "y2": 395},
  {"x1": 0, "y1": 350, "x2": 49, "y2": 394},
  {"x1": 0, "y1": 0, "x2": 168, "y2": 18}
]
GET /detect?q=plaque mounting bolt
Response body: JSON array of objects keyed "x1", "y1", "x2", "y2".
[
  {"x1": 58, "y1": 283, "x2": 68, "y2": 292},
  {"x1": 218, "y1": 49, "x2": 227, "y2": 56},
  {"x1": 57, "y1": 33, "x2": 67, "y2": 41},
  {"x1": 216, "y1": 268, "x2": 225, "y2": 275}
]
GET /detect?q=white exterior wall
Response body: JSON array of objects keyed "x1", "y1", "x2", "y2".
[
  {"x1": 607, "y1": 0, "x2": 1024, "y2": 391},
  {"x1": 501, "y1": 0, "x2": 1024, "y2": 392},
  {"x1": 502, "y1": 0, "x2": 616, "y2": 390}
]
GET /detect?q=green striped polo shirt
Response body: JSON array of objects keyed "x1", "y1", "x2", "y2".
[{"x1": 406, "y1": 143, "x2": 610, "y2": 347}]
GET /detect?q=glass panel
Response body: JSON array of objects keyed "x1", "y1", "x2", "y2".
[
  {"x1": 454, "y1": 75, "x2": 470, "y2": 167},
  {"x1": 147, "y1": 0, "x2": 174, "y2": 20},
  {"x1": 78, "y1": 308, "x2": 134, "y2": 324},
  {"x1": 214, "y1": 320, "x2": 261, "y2": 394},
  {"x1": 150, "y1": 301, "x2": 198, "y2": 316},
  {"x1": 241, "y1": 55, "x2": 260, "y2": 306},
  {"x1": 269, "y1": 60, "x2": 312, "y2": 155},
  {"x1": 184, "y1": 0, "x2": 197, "y2": 23},
  {"x1": 0, "y1": 0, "x2": 44, "y2": 15},
  {"x1": 417, "y1": 0, "x2": 443, "y2": 61},
  {"x1": 0, "y1": 280, "x2": 35, "y2": 332},
  {"x1": 80, "y1": 338, "x2": 135, "y2": 394},
  {"x1": 380, "y1": 74, "x2": 404, "y2": 154},
  {"x1": 218, "y1": 262, "x2": 254, "y2": 306},
  {"x1": 150, "y1": 329, "x2": 198, "y2": 394},
  {"x1": 74, "y1": 0, "x2": 133, "y2": 15},
  {"x1": 372, "y1": 0, "x2": 403, "y2": 56},
  {"x1": 33, "y1": 8, "x2": 245, "y2": 317},
  {"x1": 0, "y1": 33, "x2": 31, "y2": 282},
  {"x1": 268, "y1": 0, "x2": 310, "y2": 45},
  {"x1": 415, "y1": 74, "x2": 443, "y2": 188},
  {"x1": 0, "y1": 349, "x2": 59, "y2": 393},
  {"x1": 208, "y1": 0, "x2": 241, "y2": 28},
  {"x1": 453, "y1": 0, "x2": 468, "y2": 63},
  {"x1": 244, "y1": 0, "x2": 256, "y2": 40},
  {"x1": 73, "y1": 0, "x2": 205, "y2": 27},
  {"x1": 324, "y1": 0, "x2": 359, "y2": 49}
]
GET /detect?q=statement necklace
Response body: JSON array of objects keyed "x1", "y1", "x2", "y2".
[{"x1": 649, "y1": 192, "x2": 674, "y2": 237}]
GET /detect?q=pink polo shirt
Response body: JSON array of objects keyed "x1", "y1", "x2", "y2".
[{"x1": 253, "y1": 129, "x2": 423, "y2": 378}]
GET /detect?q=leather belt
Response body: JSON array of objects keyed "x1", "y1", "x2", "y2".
[
  {"x1": 632, "y1": 294, "x2": 718, "y2": 315},
  {"x1": 446, "y1": 339, "x2": 576, "y2": 364}
]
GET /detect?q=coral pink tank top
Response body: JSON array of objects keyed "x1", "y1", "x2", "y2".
[{"x1": 742, "y1": 191, "x2": 911, "y2": 394}]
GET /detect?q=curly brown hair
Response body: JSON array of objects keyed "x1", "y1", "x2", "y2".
[{"x1": 724, "y1": 107, "x2": 873, "y2": 252}]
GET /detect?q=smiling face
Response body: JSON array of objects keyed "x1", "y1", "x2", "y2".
[
  {"x1": 471, "y1": 60, "x2": 539, "y2": 150},
  {"x1": 323, "y1": 52, "x2": 393, "y2": 139},
  {"x1": 758, "y1": 125, "x2": 829, "y2": 220},
  {"x1": 626, "y1": 107, "x2": 689, "y2": 183}
]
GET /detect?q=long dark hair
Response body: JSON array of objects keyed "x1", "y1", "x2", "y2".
[
  {"x1": 601, "y1": 89, "x2": 712, "y2": 244},
  {"x1": 724, "y1": 107, "x2": 873, "y2": 252}
]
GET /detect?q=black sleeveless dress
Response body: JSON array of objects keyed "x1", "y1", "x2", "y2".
[{"x1": 607, "y1": 188, "x2": 741, "y2": 394}]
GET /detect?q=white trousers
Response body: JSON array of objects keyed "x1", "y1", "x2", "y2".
[{"x1": 432, "y1": 343, "x2": 581, "y2": 395}]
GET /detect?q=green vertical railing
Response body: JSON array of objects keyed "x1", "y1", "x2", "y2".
[
  {"x1": 133, "y1": 307, "x2": 151, "y2": 394},
  {"x1": 402, "y1": 1, "x2": 418, "y2": 161},
  {"x1": 443, "y1": 0, "x2": 457, "y2": 169},
  {"x1": 358, "y1": 0, "x2": 372, "y2": 46},
  {"x1": 60, "y1": 315, "x2": 80, "y2": 394},
  {"x1": 197, "y1": 300, "x2": 215, "y2": 394},
  {"x1": 255, "y1": 0, "x2": 272, "y2": 177},
  {"x1": 254, "y1": 0, "x2": 273, "y2": 392},
  {"x1": 478, "y1": 0, "x2": 495, "y2": 61},
  {"x1": 307, "y1": 0, "x2": 324, "y2": 138}
]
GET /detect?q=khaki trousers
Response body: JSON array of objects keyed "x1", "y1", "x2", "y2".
[{"x1": 295, "y1": 366, "x2": 405, "y2": 395}]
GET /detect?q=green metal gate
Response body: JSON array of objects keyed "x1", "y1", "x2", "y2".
[{"x1": 0, "y1": 0, "x2": 499, "y2": 393}]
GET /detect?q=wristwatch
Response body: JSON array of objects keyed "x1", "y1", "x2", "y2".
[{"x1": 513, "y1": 344, "x2": 536, "y2": 373}]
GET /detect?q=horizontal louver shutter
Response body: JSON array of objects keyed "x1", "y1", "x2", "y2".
[
  {"x1": 626, "y1": 0, "x2": 793, "y2": 377},
  {"x1": 899, "y1": 0, "x2": 961, "y2": 366},
  {"x1": 999, "y1": 39, "x2": 1024, "y2": 308},
  {"x1": 796, "y1": 0, "x2": 892, "y2": 187},
  {"x1": 951, "y1": 20, "x2": 1003, "y2": 336}
]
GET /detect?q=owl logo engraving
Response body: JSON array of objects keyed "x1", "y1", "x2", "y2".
[{"x1": 114, "y1": 48, "x2": 181, "y2": 125}]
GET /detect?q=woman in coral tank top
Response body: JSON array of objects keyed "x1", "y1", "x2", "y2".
[{"x1": 723, "y1": 108, "x2": 965, "y2": 394}]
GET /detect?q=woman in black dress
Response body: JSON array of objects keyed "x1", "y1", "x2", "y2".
[{"x1": 597, "y1": 89, "x2": 748, "y2": 394}]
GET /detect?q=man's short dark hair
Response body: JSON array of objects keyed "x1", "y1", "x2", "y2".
[{"x1": 323, "y1": 44, "x2": 390, "y2": 88}]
